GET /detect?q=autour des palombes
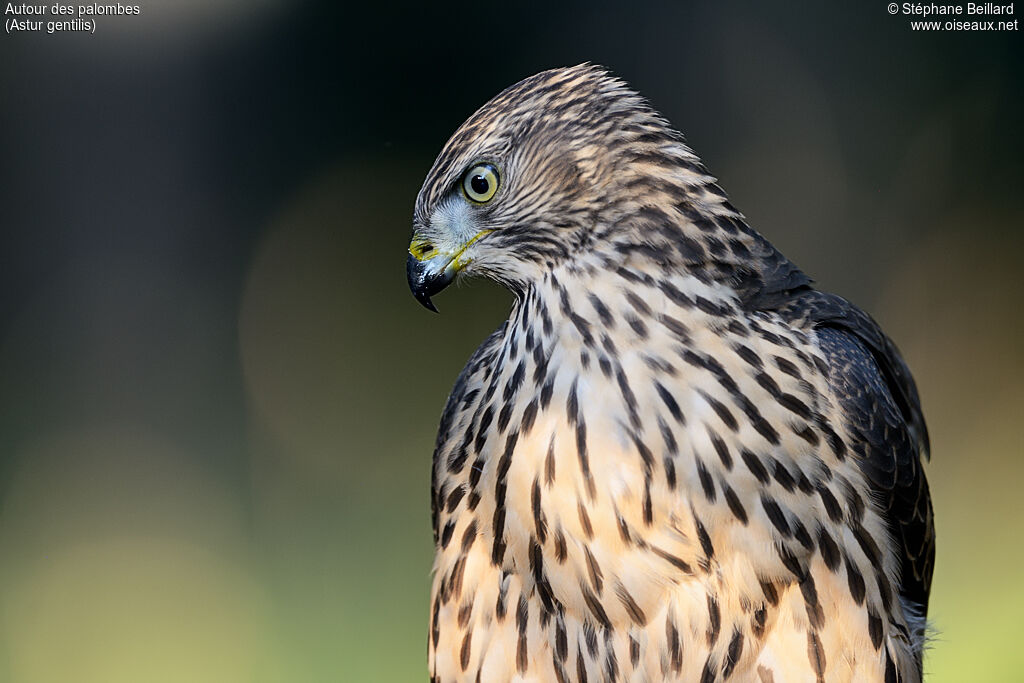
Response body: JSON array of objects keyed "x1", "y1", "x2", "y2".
[{"x1": 4, "y1": 3, "x2": 140, "y2": 14}]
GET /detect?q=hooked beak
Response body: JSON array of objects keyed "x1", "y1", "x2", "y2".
[
  {"x1": 406, "y1": 252, "x2": 455, "y2": 313},
  {"x1": 406, "y1": 230, "x2": 492, "y2": 312}
]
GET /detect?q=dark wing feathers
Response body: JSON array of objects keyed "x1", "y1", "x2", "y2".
[
  {"x1": 780, "y1": 291, "x2": 930, "y2": 459},
  {"x1": 779, "y1": 291, "x2": 934, "y2": 618}
]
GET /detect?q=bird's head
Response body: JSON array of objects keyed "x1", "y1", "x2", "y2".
[{"x1": 407, "y1": 64, "x2": 680, "y2": 311}]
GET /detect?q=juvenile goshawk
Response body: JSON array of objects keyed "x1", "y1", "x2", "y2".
[{"x1": 407, "y1": 64, "x2": 934, "y2": 683}]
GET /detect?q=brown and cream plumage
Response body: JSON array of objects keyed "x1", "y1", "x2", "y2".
[{"x1": 407, "y1": 64, "x2": 934, "y2": 683}]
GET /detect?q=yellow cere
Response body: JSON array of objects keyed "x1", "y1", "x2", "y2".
[
  {"x1": 409, "y1": 230, "x2": 493, "y2": 268},
  {"x1": 408, "y1": 237, "x2": 436, "y2": 262}
]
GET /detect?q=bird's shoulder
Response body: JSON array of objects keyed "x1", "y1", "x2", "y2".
[
  {"x1": 775, "y1": 289, "x2": 934, "y2": 616},
  {"x1": 775, "y1": 290, "x2": 929, "y2": 458}
]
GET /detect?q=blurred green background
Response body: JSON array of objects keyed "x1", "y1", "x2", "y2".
[{"x1": 1, "y1": 2, "x2": 1021, "y2": 681}]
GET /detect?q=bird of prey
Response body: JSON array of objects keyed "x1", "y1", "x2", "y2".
[{"x1": 407, "y1": 64, "x2": 933, "y2": 683}]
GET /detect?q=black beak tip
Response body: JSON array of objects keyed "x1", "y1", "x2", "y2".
[{"x1": 416, "y1": 292, "x2": 440, "y2": 313}]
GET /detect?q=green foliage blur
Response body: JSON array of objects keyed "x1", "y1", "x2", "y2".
[{"x1": 1, "y1": 1, "x2": 1021, "y2": 681}]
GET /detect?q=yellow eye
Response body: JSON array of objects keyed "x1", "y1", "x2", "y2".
[{"x1": 462, "y1": 163, "x2": 499, "y2": 203}]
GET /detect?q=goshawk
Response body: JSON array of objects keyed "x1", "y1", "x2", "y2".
[{"x1": 407, "y1": 64, "x2": 933, "y2": 683}]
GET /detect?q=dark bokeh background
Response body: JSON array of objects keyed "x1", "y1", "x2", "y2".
[{"x1": 1, "y1": 2, "x2": 1021, "y2": 681}]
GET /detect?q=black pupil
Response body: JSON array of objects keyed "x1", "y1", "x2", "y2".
[{"x1": 470, "y1": 174, "x2": 490, "y2": 196}]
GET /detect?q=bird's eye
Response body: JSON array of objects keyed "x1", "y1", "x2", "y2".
[{"x1": 462, "y1": 164, "x2": 499, "y2": 203}]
